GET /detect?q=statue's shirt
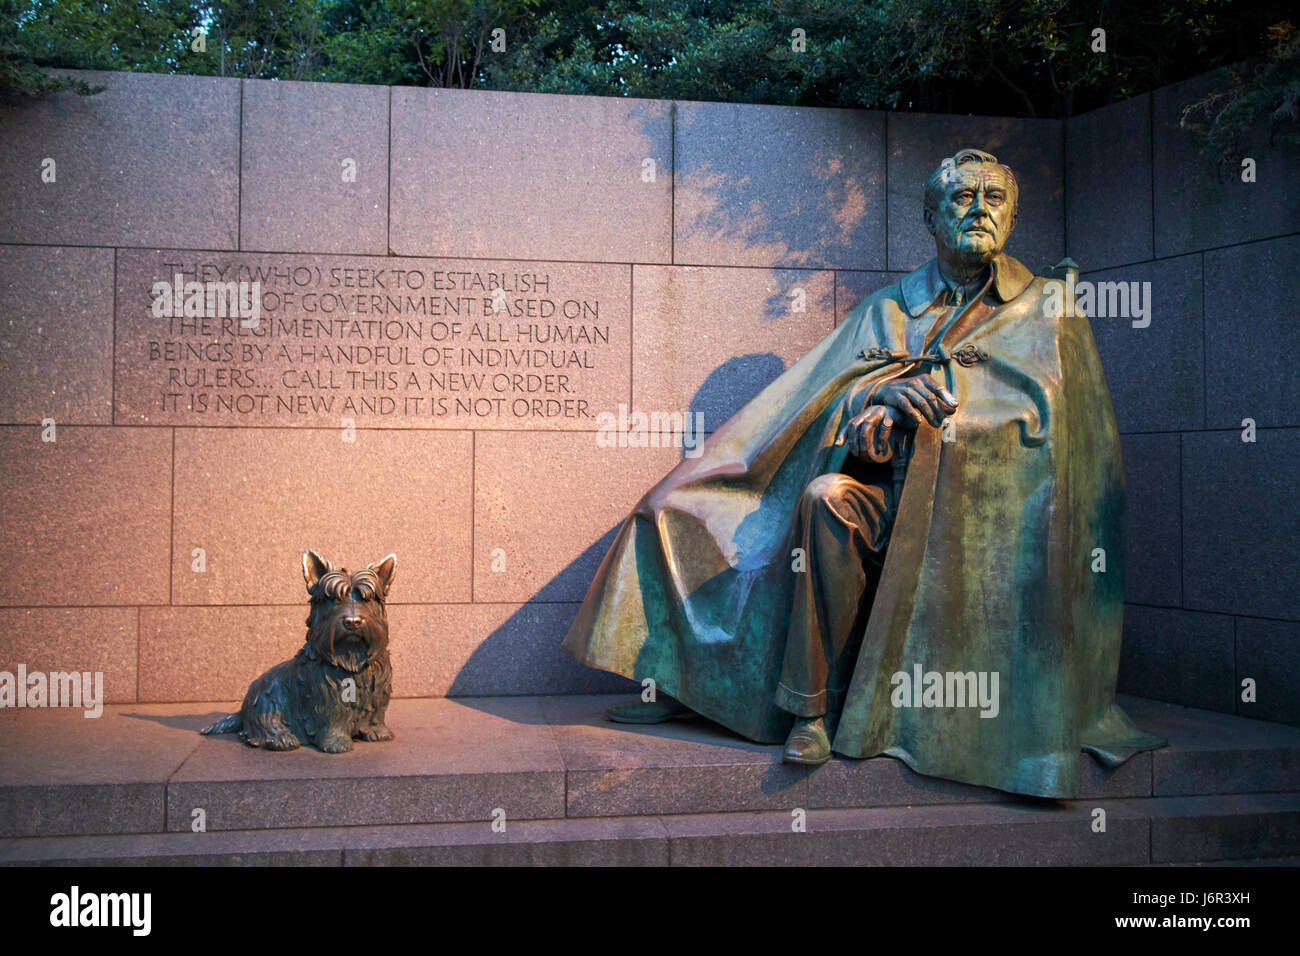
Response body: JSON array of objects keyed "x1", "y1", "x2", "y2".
[{"x1": 901, "y1": 255, "x2": 1032, "y2": 355}]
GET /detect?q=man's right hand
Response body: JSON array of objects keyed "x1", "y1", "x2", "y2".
[
  {"x1": 871, "y1": 374, "x2": 958, "y2": 427},
  {"x1": 835, "y1": 404, "x2": 899, "y2": 462}
]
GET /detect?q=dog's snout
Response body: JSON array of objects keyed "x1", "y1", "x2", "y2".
[{"x1": 342, "y1": 616, "x2": 364, "y2": 632}]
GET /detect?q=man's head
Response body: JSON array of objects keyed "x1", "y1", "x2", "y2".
[{"x1": 923, "y1": 149, "x2": 1019, "y2": 277}]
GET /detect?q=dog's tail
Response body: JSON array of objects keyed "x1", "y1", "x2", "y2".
[{"x1": 200, "y1": 713, "x2": 242, "y2": 736}]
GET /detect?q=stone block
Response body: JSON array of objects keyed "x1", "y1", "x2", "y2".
[
  {"x1": 0, "y1": 71, "x2": 238, "y2": 248},
  {"x1": 0, "y1": 819, "x2": 669, "y2": 866},
  {"x1": 240, "y1": 79, "x2": 388, "y2": 254},
  {"x1": 1086, "y1": 254, "x2": 1203, "y2": 433},
  {"x1": 139, "y1": 606, "x2": 305, "y2": 703},
  {"x1": 0, "y1": 607, "x2": 137, "y2": 705},
  {"x1": 0, "y1": 827, "x2": 348, "y2": 866},
  {"x1": 1119, "y1": 606, "x2": 1236, "y2": 713},
  {"x1": 662, "y1": 802, "x2": 1149, "y2": 866},
  {"x1": 344, "y1": 817, "x2": 669, "y2": 866},
  {"x1": 391, "y1": 87, "x2": 671, "y2": 262},
  {"x1": 0, "y1": 426, "x2": 170, "y2": 606},
  {"x1": 1182, "y1": 428, "x2": 1300, "y2": 620},
  {"x1": 0, "y1": 245, "x2": 114, "y2": 425},
  {"x1": 541, "y1": 695, "x2": 807, "y2": 817},
  {"x1": 1078, "y1": 750, "x2": 1154, "y2": 799},
  {"x1": 432, "y1": 603, "x2": 636, "y2": 698},
  {"x1": 1122, "y1": 696, "x2": 1300, "y2": 795},
  {"x1": 0, "y1": 784, "x2": 161, "y2": 842},
  {"x1": 1235, "y1": 618, "x2": 1300, "y2": 727},
  {"x1": 1204, "y1": 235, "x2": 1300, "y2": 429},
  {"x1": 1119, "y1": 433, "x2": 1181, "y2": 607},
  {"x1": 167, "y1": 698, "x2": 565, "y2": 830},
  {"x1": 0, "y1": 704, "x2": 202, "y2": 837},
  {"x1": 1148, "y1": 793, "x2": 1300, "y2": 863},
  {"x1": 807, "y1": 755, "x2": 1015, "y2": 809},
  {"x1": 1156, "y1": 737, "x2": 1300, "y2": 799},
  {"x1": 472, "y1": 431, "x2": 680, "y2": 603},
  {"x1": 631, "y1": 265, "x2": 834, "y2": 432},
  {"x1": 673, "y1": 101, "x2": 886, "y2": 269},
  {"x1": 1065, "y1": 94, "x2": 1153, "y2": 269},
  {"x1": 169, "y1": 427, "x2": 472, "y2": 605}
]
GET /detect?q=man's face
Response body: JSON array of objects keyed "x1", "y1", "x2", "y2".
[{"x1": 926, "y1": 164, "x2": 1017, "y2": 266}]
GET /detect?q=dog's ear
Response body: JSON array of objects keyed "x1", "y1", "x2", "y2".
[
  {"x1": 302, "y1": 549, "x2": 333, "y2": 592},
  {"x1": 369, "y1": 553, "x2": 397, "y2": 596}
]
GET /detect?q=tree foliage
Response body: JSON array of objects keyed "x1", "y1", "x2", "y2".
[
  {"x1": 2, "y1": 0, "x2": 1295, "y2": 159},
  {"x1": 1180, "y1": 17, "x2": 1300, "y2": 164},
  {"x1": 471, "y1": 0, "x2": 1290, "y2": 118},
  {"x1": 1, "y1": 0, "x2": 199, "y2": 93}
]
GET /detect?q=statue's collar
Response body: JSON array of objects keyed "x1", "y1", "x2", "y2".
[{"x1": 900, "y1": 254, "x2": 1034, "y2": 317}]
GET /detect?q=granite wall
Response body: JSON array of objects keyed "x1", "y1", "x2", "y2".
[
  {"x1": 0, "y1": 69, "x2": 1293, "y2": 725},
  {"x1": 1067, "y1": 76, "x2": 1300, "y2": 726}
]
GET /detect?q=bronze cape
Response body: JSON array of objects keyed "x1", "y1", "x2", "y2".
[{"x1": 562, "y1": 253, "x2": 1165, "y2": 798}]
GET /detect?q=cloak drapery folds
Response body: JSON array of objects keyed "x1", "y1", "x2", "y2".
[{"x1": 562, "y1": 253, "x2": 1165, "y2": 798}]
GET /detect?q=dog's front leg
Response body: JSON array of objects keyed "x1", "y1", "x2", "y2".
[
  {"x1": 355, "y1": 661, "x2": 394, "y2": 742},
  {"x1": 356, "y1": 693, "x2": 394, "y2": 742},
  {"x1": 357, "y1": 714, "x2": 394, "y2": 742},
  {"x1": 304, "y1": 670, "x2": 355, "y2": 753}
]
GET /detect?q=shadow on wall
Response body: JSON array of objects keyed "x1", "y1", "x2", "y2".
[
  {"x1": 688, "y1": 353, "x2": 788, "y2": 439},
  {"x1": 672, "y1": 102, "x2": 882, "y2": 269},
  {"x1": 446, "y1": 351, "x2": 795, "y2": 702},
  {"x1": 449, "y1": 100, "x2": 883, "y2": 701}
]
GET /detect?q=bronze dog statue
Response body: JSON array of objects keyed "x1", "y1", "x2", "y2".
[{"x1": 201, "y1": 549, "x2": 396, "y2": 753}]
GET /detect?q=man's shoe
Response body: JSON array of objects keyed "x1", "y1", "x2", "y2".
[
  {"x1": 783, "y1": 716, "x2": 832, "y2": 765},
  {"x1": 605, "y1": 695, "x2": 694, "y2": 724}
]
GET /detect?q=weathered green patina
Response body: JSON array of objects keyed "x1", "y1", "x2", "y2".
[{"x1": 563, "y1": 149, "x2": 1166, "y2": 798}]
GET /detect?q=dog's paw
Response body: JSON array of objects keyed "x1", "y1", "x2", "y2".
[
  {"x1": 359, "y1": 723, "x2": 394, "y2": 742},
  {"x1": 319, "y1": 733, "x2": 354, "y2": 754},
  {"x1": 262, "y1": 732, "x2": 302, "y2": 751}
]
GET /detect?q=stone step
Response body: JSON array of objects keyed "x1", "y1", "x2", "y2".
[
  {"x1": 1, "y1": 694, "x2": 1297, "y2": 839},
  {"x1": 3, "y1": 794, "x2": 1298, "y2": 866}
]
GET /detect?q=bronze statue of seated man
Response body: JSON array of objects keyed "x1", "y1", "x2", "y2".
[{"x1": 563, "y1": 148, "x2": 1165, "y2": 799}]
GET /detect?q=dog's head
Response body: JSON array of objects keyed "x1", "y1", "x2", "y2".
[{"x1": 301, "y1": 549, "x2": 396, "y2": 673}]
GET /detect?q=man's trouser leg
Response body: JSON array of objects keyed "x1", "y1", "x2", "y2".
[{"x1": 774, "y1": 473, "x2": 892, "y2": 720}]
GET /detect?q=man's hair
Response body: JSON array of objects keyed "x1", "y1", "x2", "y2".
[{"x1": 923, "y1": 148, "x2": 1019, "y2": 216}]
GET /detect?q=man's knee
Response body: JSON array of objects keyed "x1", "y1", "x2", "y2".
[
  {"x1": 802, "y1": 473, "x2": 857, "y2": 510},
  {"x1": 802, "y1": 473, "x2": 887, "y2": 515},
  {"x1": 800, "y1": 473, "x2": 891, "y2": 548}
]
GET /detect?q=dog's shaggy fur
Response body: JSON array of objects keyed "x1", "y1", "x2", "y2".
[{"x1": 201, "y1": 549, "x2": 396, "y2": 753}]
